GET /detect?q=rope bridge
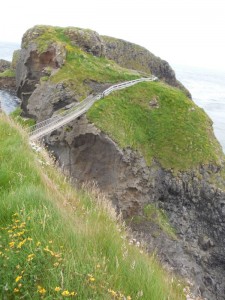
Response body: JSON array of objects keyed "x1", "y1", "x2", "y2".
[{"x1": 29, "y1": 76, "x2": 157, "y2": 141}]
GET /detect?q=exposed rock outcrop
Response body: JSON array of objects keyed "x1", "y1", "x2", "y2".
[
  {"x1": 102, "y1": 36, "x2": 191, "y2": 98},
  {"x1": 0, "y1": 59, "x2": 16, "y2": 92},
  {"x1": 0, "y1": 77, "x2": 16, "y2": 92},
  {"x1": 16, "y1": 27, "x2": 67, "y2": 108},
  {"x1": 26, "y1": 82, "x2": 79, "y2": 120},
  {"x1": 0, "y1": 59, "x2": 11, "y2": 72},
  {"x1": 64, "y1": 28, "x2": 105, "y2": 57}
]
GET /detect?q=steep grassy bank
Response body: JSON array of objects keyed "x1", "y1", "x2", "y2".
[
  {"x1": 0, "y1": 114, "x2": 185, "y2": 299},
  {"x1": 88, "y1": 81, "x2": 223, "y2": 170}
]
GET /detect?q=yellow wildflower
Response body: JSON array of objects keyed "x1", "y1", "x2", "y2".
[
  {"x1": 127, "y1": 296, "x2": 132, "y2": 300},
  {"x1": 108, "y1": 289, "x2": 117, "y2": 297},
  {"x1": 87, "y1": 274, "x2": 95, "y2": 282},
  {"x1": 9, "y1": 241, "x2": 15, "y2": 248},
  {"x1": 70, "y1": 291, "x2": 77, "y2": 296},
  {"x1": 15, "y1": 231, "x2": 25, "y2": 237},
  {"x1": 61, "y1": 290, "x2": 70, "y2": 296},
  {"x1": 55, "y1": 287, "x2": 61, "y2": 292},
  {"x1": 54, "y1": 262, "x2": 59, "y2": 267},
  {"x1": 44, "y1": 246, "x2": 55, "y2": 256},
  {"x1": 17, "y1": 239, "x2": 27, "y2": 249},
  {"x1": 27, "y1": 254, "x2": 35, "y2": 261},
  {"x1": 36, "y1": 241, "x2": 41, "y2": 246},
  {"x1": 15, "y1": 276, "x2": 22, "y2": 282},
  {"x1": 27, "y1": 237, "x2": 33, "y2": 241},
  {"x1": 37, "y1": 286, "x2": 46, "y2": 294},
  {"x1": 89, "y1": 277, "x2": 95, "y2": 282},
  {"x1": 14, "y1": 288, "x2": 19, "y2": 293}
]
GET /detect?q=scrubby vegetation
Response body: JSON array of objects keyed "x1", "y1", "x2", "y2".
[
  {"x1": 143, "y1": 204, "x2": 177, "y2": 239},
  {"x1": 88, "y1": 81, "x2": 223, "y2": 170},
  {"x1": 0, "y1": 68, "x2": 15, "y2": 78},
  {"x1": 0, "y1": 113, "x2": 185, "y2": 299}
]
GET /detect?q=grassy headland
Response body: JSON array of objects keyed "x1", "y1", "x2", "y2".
[
  {"x1": 21, "y1": 25, "x2": 224, "y2": 171},
  {"x1": 0, "y1": 113, "x2": 184, "y2": 299},
  {"x1": 88, "y1": 81, "x2": 223, "y2": 170}
]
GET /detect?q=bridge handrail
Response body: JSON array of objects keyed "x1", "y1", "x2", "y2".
[{"x1": 29, "y1": 76, "x2": 157, "y2": 140}]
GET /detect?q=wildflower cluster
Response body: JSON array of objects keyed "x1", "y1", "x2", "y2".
[
  {"x1": 81, "y1": 266, "x2": 132, "y2": 300},
  {"x1": 0, "y1": 211, "x2": 133, "y2": 299},
  {"x1": 0, "y1": 211, "x2": 77, "y2": 298}
]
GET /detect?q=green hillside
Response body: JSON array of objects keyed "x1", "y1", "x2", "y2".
[
  {"x1": 0, "y1": 113, "x2": 184, "y2": 299},
  {"x1": 88, "y1": 81, "x2": 223, "y2": 170}
]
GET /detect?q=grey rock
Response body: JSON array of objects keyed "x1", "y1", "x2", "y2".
[
  {"x1": 43, "y1": 120, "x2": 225, "y2": 300},
  {"x1": 102, "y1": 35, "x2": 192, "y2": 98},
  {"x1": 0, "y1": 59, "x2": 11, "y2": 72}
]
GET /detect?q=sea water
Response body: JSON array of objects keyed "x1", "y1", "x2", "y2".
[
  {"x1": 0, "y1": 90, "x2": 20, "y2": 114},
  {"x1": 0, "y1": 42, "x2": 21, "y2": 114}
]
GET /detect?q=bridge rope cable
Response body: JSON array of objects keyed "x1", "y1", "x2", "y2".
[{"x1": 29, "y1": 76, "x2": 157, "y2": 141}]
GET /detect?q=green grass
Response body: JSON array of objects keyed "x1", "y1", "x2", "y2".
[
  {"x1": 143, "y1": 204, "x2": 177, "y2": 240},
  {"x1": 0, "y1": 114, "x2": 185, "y2": 299},
  {"x1": 0, "y1": 68, "x2": 15, "y2": 78},
  {"x1": 51, "y1": 48, "x2": 140, "y2": 88},
  {"x1": 10, "y1": 107, "x2": 36, "y2": 127},
  {"x1": 87, "y1": 81, "x2": 224, "y2": 170}
]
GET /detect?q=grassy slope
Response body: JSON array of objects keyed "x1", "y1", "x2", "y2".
[
  {"x1": 0, "y1": 113, "x2": 184, "y2": 299},
  {"x1": 88, "y1": 81, "x2": 223, "y2": 170}
]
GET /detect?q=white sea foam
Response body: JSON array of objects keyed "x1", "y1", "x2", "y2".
[{"x1": 0, "y1": 90, "x2": 20, "y2": 114}]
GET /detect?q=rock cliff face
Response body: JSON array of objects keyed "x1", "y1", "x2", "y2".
[
  {"x1": 45, "y1": 117, "x2": 225, "y2": 300},
  {"x1": 0, "y1": 59, "x2": 11, "y2": 72},
  {"x1": 16, "y1": 25, "x2": 225, "y2": 300},
  {"x1": 16, "y1": 39, "x2": 66, "y2": 116},
  {"x1": 0, "y1": 59, "x2": 16, "y2": 92},
  {"x1": 0, "y1": 77, "x2": 16, "y2": 91},
  {"x1": 102, "y1": 36, "x2": 191, "y2": 98}
]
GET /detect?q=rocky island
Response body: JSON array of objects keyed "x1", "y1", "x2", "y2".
[{"x1": 1, "y1": 25, "x2": 225, "y2": 299}]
